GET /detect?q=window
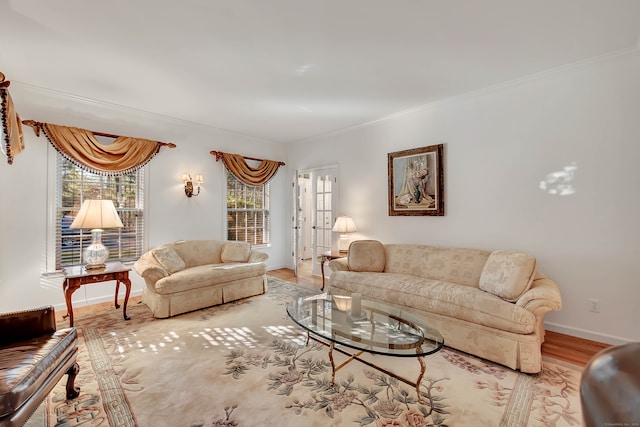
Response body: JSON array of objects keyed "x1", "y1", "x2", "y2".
[
  {"x1": 226, "y1": 170, "x2": 270, "y2": 246},
  {"x1": 56, "y1": 154, "x2": 144, "y2": 268}
]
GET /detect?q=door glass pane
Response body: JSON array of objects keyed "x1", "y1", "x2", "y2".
[{"x1": 306, "y1": 168, "x2": 338, "y2": 277}]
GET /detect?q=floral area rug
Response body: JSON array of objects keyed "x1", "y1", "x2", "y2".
[{"x1": 29, "y1": 277, "x2": 582, "y2": 427}]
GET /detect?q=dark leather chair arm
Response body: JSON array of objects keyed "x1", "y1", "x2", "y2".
[{"x1": 0, "y1": 306, "x2": 56, "y2": 346}]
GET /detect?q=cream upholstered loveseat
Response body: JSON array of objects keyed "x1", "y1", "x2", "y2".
[
  {"x1": 327, "y1": 240, "x2": 562, "y2": 373},
  {"x1": 134, "y1": 240, "x2": 268, "y2": 318}
]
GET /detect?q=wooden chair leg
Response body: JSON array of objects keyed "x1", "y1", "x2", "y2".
[{"x1": 65, "y1": 362, "x2": 80, "y2": 400}]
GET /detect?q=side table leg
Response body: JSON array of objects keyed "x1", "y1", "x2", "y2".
[
  {"x1": 63, "y1": 279, "x2": 76, "y2": 327},
  {"x1": 320, "y1": 256, "x2": 327, "y2": 291},
  {"x1": 120, "y1": 277, "x2": 132, "y2": 321},
  {"x1": 114, "y1": 280, "x2": 121, "y2": 308}
]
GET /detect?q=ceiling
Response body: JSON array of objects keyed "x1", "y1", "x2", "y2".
[{"x1": 2, "y1": 1, "x2": 640, "y2": 143}]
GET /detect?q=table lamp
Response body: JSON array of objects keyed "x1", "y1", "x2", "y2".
[
  {"x1": 332, "y1": 216, "x2": 357, "y2": 253},
  {"x1": 70, "y1": 199, "x2": 124, "y2": 270}
]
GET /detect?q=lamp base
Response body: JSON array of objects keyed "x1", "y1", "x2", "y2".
[
  {"x1": 338, "y1": 234, "x2": 350, "y2": 253},
  {"x1": 83, "y1": 229, "x2": 110, "y2": 269},
  {"x1": 84, "y1": 263, "x2": 107, "y2": 271}
]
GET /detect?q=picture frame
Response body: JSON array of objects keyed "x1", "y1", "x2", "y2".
[{"x1": 388, "y1": 144, "x2": 444, "y2": 216}]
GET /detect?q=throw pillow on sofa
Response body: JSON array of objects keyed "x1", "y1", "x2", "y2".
[
  {"x1": 152, "y1": 246, "x2": 186, "y2": 274},
  {"x1": 221, "y1": 241, "x2": 251, "y2": 263},
  {"x1": 347, "y1": 240, "x2": 386, "y2": 272},
  {"x1": 479, "y1": 250, "x2": 536, "y2": 302}
]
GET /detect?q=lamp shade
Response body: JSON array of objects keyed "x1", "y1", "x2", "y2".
[
  {"x1": 70, "y1": 200, "x2": 124, "y2": 230},
  {"x1": 332, "y1": 216, "x2": 357, "y2": 233}
]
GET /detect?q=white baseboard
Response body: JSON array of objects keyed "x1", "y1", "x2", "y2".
[
  {"x1": 53, "y1": 289, "x2": 144, "y2": 315},
  {"x1": 545, "y1": 321, "x2": 631, "y2": 346},
  {"x1": 267, "y1": 264, "x2": 290, "y2": 271}
]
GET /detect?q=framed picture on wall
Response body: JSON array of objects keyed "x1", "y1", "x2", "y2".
[{"x1": 387, "y1": 144, "x2": 444, "y2": 216}]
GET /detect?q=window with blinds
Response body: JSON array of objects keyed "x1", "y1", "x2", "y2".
[
  {"x1": 226, "y1": 170, "x2": 270, "y2": 246},
  {"x1": 56, "y1": 154, "x2": 144, "y2": 268}
]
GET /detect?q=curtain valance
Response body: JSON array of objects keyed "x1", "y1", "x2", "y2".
[
  {"x1": 23, "y1": 120, "x2": 176, "y2": 175},
  {"x1": 211, "y1": 150, "x2": 285, "y2": 186},
  {"x1": 0, "y1": 72, "x2": 25, "y2": 165}
]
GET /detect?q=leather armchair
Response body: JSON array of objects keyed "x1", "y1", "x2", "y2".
[{"x1": 0, "y1": 306, "x2": 80, "y2": 427}]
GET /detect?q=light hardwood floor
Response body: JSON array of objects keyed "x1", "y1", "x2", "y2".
[{"x1": 58, "y1": 266, "x2": 610, "y2": 369}]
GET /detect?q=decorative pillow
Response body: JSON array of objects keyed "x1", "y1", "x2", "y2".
[
  {"x1": 151, "y1": 246, "x2": 186, "y2": 274},
  {"x1": 348, "y1": 240, "x2": 386, "y2": 272},
  {"x1": 479, "y1": 250, "x2": 537, "y2": 302},
  {"x1": 221, "y1": 241, "x2": 251, "y2": 263}
]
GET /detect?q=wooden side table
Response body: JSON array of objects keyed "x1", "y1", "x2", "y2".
[
  {"x1": 320, "y1": 250, "x2": 347, "y2": 291},
  {"x1": 62, "y1": 261, "x2": 132, "y2": 327}
]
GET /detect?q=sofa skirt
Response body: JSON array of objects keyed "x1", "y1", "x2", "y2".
[{"x1": 143, "y1": 274, "x2": 267, "y2": 318}]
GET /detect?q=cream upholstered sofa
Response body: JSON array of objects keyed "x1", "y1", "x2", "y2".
[
  {"x1": 327, "y1": 240, "x2": 562, "y2": 373},
  {"x1": 134, "y1": 240, "x2": 268, "y2": 318}
]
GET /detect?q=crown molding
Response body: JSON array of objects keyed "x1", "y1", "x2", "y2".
[{"x1": 294, "y1": 45, "x2": 640, "y2": 145}]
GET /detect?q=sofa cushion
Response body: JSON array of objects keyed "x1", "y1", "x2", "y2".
[
  {"x1": 383, "y1": 244, "x2": 491, "y2": 287},
  {"x1": 154, "y1": 262, "x2": 266, "y2": 294},
  {"x1": 151, "y1": 246, "x2": 186, "y2": 274},
  {"x1": 348, "y1": 240, "x2": 385, "y2": 272},
  {"x1": 169, "y1": 240, "x2": 226, "y2": 268},
  {"x1": 479, "y1": 250, "x2": 536, "y2": 302},
  {"x1": 329, "y1": 271, "x2": 536, "y2": 334},
  {"x1": 221, "y1": 242, "x2": 251, "y2": 263}
]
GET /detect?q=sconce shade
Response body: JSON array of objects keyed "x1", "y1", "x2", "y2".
[
  {"x1": 69, "y1": 199, "x2": 123, "y2": 269},
  {"x1": 181, "y1": 172, "x2": 204, "y2": 197},
  {"x1": 70, "y1": 199, "x2": 124, "y2": 230},
  {"x1": 332, "y1": 216, "x2": 357, "y2": 233}
]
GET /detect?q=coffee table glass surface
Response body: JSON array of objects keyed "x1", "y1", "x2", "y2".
[{"x1": 286, "y1": 293, "x2": 444, "y2": 357}]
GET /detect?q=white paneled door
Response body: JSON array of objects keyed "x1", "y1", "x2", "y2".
[{"x1": 292, "y1": 166, "x2": 338, "y2": 277}]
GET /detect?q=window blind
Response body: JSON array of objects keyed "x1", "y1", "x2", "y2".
[{"x1": 55, "y1": 154, "x2": 145, "y2": 268}]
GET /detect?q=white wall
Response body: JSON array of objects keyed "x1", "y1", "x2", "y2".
[
  {"x1": 287, "y1": 50, "x2": 640, "y2": 344},
  {"x1": 2, "y1": 50, "x2": 638, "y2": 345},
  {"x1": 0, "y1": 84, "x2": 291, "y2": 313}
]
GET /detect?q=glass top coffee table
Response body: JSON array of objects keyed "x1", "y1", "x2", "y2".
[{"x1": 286, "y1": 293, "x2": 444, "y2": 403}]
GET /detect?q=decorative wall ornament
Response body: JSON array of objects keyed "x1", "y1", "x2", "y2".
[
  {"x1": 388, "y1": 144, "x2": 445, "y2": 216},
  {"x1": 22, "y1": 120, "x2": 176, "y2": 175},
  {"x1": 211, "y1": 150, "x2": 285, "y2": 186},
  {"x1": 0, "y1": 72, "x2": 25, "y2": 165}
]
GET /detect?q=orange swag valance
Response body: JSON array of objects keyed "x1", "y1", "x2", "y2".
[
  {"x1": 211, "y1": 150, "x2": 285, "y2": 186},
  {"x1": 23, "y1": 120, "x2": 175, "y2": 175},
  {"x1": 0, "y1": 72, "x2": 25, "y2": 165}
]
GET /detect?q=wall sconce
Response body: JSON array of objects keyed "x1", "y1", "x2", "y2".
[{"x1": 181, "y1": 173, "x2": 204, "y2": 197}]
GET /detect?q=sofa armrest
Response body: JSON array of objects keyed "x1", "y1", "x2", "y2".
[
  {"x1": 515, "y1": 273, "x2": 562, "y2": 315},
  {"x1": 248, "y1": 251, "x2": 268, "y2": 263},
  {"x1": 133, "y1": 257, "x2": 169, "y2": 283},
  {"x1": 0, "y1": 306, "x2": 56, "y2": 346},
  {"x1": 327, "y1": 258, "x2": 349, "y2": 272}
]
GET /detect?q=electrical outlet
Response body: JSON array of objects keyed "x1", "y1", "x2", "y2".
[{"x1": 588, "y1": 299, "x2": 600, "y2": 313}]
